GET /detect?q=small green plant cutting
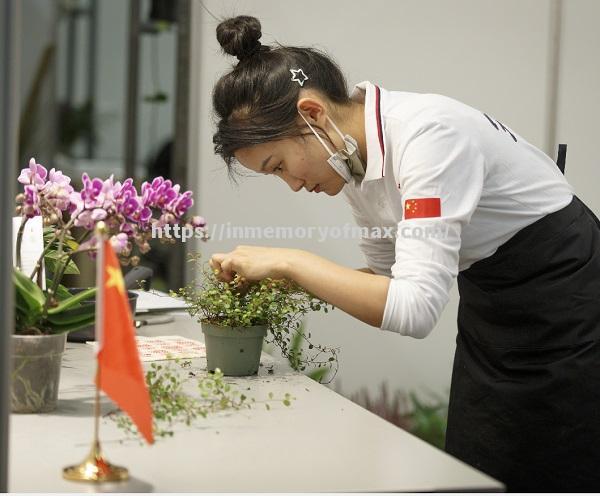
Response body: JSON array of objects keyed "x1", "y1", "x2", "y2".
[
  {"x1": 174, "y1": 254, "x2": 339, "y2": 380},
  {"x1": 110, "y1": 359, "x2": 295, "y2": 440}
]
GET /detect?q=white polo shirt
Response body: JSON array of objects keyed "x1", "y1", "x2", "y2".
[{"x1": 343, "y1": 81, "x2": 574, "y2": 338}]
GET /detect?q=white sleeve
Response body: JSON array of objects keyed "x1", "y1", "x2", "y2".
[
  {"x1": 344, "y1": 190, "x2": 396, "y2": 276},
  {"x1": 380, "y1": 121, "x2": 485, "y2": 338}
]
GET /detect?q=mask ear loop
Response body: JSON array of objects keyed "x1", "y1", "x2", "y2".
[
  {"x1": 331, "y1": 116, "x2": 357, "y2": 160},
  {"x1": 325, "y1": 115, "x2": 347, "y2": 143},
  {"x1": 297, "y1": 111, "x2": 335, "y2": 155}
]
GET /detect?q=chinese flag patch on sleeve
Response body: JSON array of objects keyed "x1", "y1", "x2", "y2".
[{"x1": 404, "y1": 197, "x2": 441, "y2": 219}]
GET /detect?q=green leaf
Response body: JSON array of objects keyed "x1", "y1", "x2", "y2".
[
  {"x1": 44, "y1": 252, "x2": 80, "y2": 275},
  {"x1": 14, "y1": 291, "x2": 37, "y2": 330},
  {"x1": 64, "y1": 259, "x2": 80, "y2": 275},
  {"x1": 45, "y1": 302, "x2": 95, "y2": 325},
  {"x1": 45, "y1": 315, "x2": 96, "y2": 335},
  {"x1": 44, "y1": 255, "x2": 56, "y2": 271},
  {"x1": 60, "y1": 257, "x2": 80, "y2": 275},
  {"x1": 47, "y1": 287, "x2": 97, "y2": 315},
  {"x1": 13, "y1": 268, "x2": 45, "y2": 314},
  {"x1": 65, "y1": 238, "x2": 80, "y2": 251},
  {"x1": 53, "y1": 283, "x2": 74, "y2": 301},
  {"x1": 14, "y1": 291, "x2": 29, "y2": 314}
]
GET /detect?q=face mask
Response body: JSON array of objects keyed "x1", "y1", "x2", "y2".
[{"x1": 298, "y1": 111, "x2": 366, "y2": 184}]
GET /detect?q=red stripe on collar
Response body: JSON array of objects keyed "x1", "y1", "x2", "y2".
[{"x1": 375, "y1": 85, "x2": 385, "y2": 176}]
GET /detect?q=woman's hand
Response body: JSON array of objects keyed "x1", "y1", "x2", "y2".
[
  {"x1": 209, "y1": 245, "x2": 299, "y2": 282},
  {"x1": 210, "y1": 246, "x2": 389, "y2": 328}
]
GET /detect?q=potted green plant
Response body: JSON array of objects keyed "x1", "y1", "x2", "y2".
[
  {"x1": 175, "y1": 255, "x2": 338, "y2": 378},
  {"x1": 12, "y1": 158, "x2": 206, "y2": 413}
]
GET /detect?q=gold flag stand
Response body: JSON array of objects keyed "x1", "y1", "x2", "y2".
[
  {"x1": 62, "y1": 222, "x2": 129, "y2": 483},
  {"x1": 62, "y1": 366, "x2": 129, "y2": 482}
]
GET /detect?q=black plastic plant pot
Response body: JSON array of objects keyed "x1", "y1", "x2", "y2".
[
  {"x1": 201, "y1": 322, "x2": 268, "y2": 376},
  {"x1": 66, "y1": 288, "x2": 138, "y2": 343}
]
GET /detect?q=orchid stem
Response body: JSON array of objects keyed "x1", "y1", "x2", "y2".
[
  {"x1": 29, "y1": 217, "x2": 76, "y2": 281},
  {"x1": 15, "y1": 217, "x2": 27, "y2": 270}
]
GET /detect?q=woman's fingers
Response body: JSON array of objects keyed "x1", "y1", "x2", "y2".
[
  {"x1": 209, "y1": 253, "x2": 235, "y2": 282},
  {"x1": 210, "y1": 245, "x2": 289, "y2": 282},
  {"x1": 209, "y1": 253, "x2": 224, "y2": 270},
  {"x1": 220, "y1": 256, "x2": 234, "y2": 274}
]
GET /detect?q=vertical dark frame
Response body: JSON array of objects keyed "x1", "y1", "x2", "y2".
[
  {"x1": 123, "y1": 0, "x2": 193, "y2": 289},
  {"x1": 124, "y1": 0, "x2": 141, "y2": 181},
  {"x1": 0, "y1": 0, "x2": 20, "y2": 490},
  {"x1": 169, "y1": 0, "x2": 192, "y2": 289},
  {"x1": 172, "y1": 0, "x2": 191, "y2": 189},
  {"x1": 86, "y1": 0, "x2": 98, "y2": 158}
]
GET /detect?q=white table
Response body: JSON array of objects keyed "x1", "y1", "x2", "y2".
[{"x1": 9, "y1": 313, "x2": 504, "y2": 492}]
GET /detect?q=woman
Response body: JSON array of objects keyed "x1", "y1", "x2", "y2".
[{"x1": 208, "y1": 15, "x2": 600, "y2": 491}]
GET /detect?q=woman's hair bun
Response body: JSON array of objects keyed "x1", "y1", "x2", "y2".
[{"x1": 216, "y1": 15, "x2": 263, "y2": 61}]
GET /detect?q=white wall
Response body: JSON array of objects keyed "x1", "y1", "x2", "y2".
[
  {"x1": 191, "y1": 0, "x2": 597, "y2": 399},
  {"x1": 555, "y1": 0, "x2": 600, "y2": 214}
]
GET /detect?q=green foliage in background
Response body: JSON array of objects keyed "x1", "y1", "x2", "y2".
[
  {"x1": 347, "y1": 383, "x2": 448, "y2": 449},
  {"x1": 408, "y1": 392, "x2": 447, "y2": 449}
]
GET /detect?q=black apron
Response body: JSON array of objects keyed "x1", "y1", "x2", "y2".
[{"x1": 445, "y1": 195, "x2": 600, "y2": 491}]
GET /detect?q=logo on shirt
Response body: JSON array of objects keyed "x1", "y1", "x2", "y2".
[
  {"x1": 482, "y1": 113, "x2": 517, "y2": 142},
  {"x1": 404, "y1": 198, "x2": 441, "y2": 219}
]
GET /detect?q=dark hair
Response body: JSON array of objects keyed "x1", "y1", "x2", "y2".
[{"x1": 212, "y1": 15, "x2": 350, "y2": 173}]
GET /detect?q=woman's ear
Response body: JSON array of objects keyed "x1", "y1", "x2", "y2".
[{"x1": 297, "y1": 97, "x2": 326, "y2": 125}]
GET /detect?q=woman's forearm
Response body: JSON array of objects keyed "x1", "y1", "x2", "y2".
[{"x1": 283, "y1": 250, "x2": 390, "y2": 328}]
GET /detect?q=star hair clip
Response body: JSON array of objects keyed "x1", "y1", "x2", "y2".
[{"x1": 290, "y1": 68, "x2": 308, "y2": 87}]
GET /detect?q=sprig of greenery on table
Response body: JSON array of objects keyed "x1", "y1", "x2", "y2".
[
  {"x1": 109, "y1": 359, "x2": 294, "y2": 439},
  {"x1": 173, "y1": 254, "x2": 339, "y2": 382}
]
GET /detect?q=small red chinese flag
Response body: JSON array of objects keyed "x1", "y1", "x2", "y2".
[
  {"x1": 404, "y1": 197, "x2": 442, "y2": 219},
  {"x1": 97, "y1": 240, "x2": 154, "y2": 444}
]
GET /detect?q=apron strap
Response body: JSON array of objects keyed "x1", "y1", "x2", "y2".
[{"x1": 556, "y1": 143, "x2": 567, "y2": 174}]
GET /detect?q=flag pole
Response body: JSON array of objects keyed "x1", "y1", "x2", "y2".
[{"x1": 62, "y1": 222, "x2": 129, "y2": 483}]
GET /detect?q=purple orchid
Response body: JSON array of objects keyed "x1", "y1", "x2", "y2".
[
  {"x1": 22, "y1": 185, "x2": 41, "y2": 218},
  {"x1": 16, "y1": 159, "x2": 206, "y2": 271},
  {"x1": 80, "y1": 173, "x2": 104, "y2": 204},
  {"x1": 191, "y1": 216, "x2": 206, "y2": 228},
  {"x1": 110, "y1": 233, "x2": 129, "y2": 255},
  {"x1": 43, "y1": 168, "x2": 74, "y2": 212},
  {"x1": 154, "y1": 179, "x2": 179, "y2": 209},
  {"x1": 169, "y1": 191, "x2": 194, "y2": 218},
  {"x1": 122, "y1": 197, "x2": 140, "y2": 218},
  {"x1": 120, "y1": 222, "x2": 135, "y2": 236},
  {"x1": 18, "y1": 158, "x2": 48, "y2": 190}
]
